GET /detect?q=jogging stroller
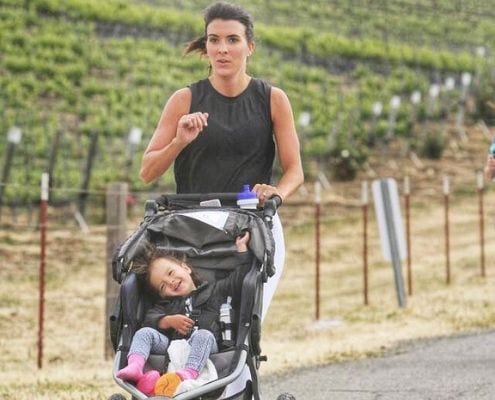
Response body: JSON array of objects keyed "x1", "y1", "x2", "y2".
[{"x1": 108, "y1": 192, "x2": 281, "y2": 400}]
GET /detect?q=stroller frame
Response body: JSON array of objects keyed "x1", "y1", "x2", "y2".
[{"x1": 109, "y1": 193, "x2": 280, "y2": 400}]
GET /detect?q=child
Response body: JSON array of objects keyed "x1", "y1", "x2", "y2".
[{"x1": 117, "y1": 231, "x2": 251, "y2": 397}]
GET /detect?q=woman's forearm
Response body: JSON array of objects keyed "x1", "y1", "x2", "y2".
[
  {"x1": 139, "y1": 137, "x2": 187, "y2": 183},
  {"x1": 276, "y1": 165, "x2": 304, "y2": 201}
]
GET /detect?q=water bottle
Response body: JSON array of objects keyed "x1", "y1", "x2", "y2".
[
  {"x1": 489, "y1": 137, "x2": 495, "y2": 180},
  {"x1": 219, "y1": 296, "x2": 233, "y2": 342},
  {"x1": 185, "y1": 297, "x2": 199, "y2": 334},
  {"x1": 237, "y1": 184, "x2": 259, "y2": 209}
]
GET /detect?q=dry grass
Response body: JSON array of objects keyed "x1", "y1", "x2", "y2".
[
  {"x1": 1, "y1": 125, "x2": 495, "y2": 399},
  {"x1": 263, "y1": 190, "x2": 495, "y2": 374},
  {"x1": 1, "y1": 185, "x2": 495, "y2": 399}
]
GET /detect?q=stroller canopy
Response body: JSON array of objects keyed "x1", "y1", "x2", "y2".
[{"x1": 113, "y1": 207, "x2": 276, "y2": 284}]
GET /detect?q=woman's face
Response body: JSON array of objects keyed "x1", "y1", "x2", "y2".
[
  {"x1": 205, "y1": 19, "x2": 254, "y2": 77},
  {"x1": 149, "y1": 257, "x2": 196, "y2": 297}
]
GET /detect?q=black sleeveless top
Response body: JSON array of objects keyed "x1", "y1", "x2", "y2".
[{"x1": 174, "y1": 78, "x2": 275, "y2": 194}]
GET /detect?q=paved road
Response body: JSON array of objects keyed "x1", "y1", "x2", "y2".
[{"x1": 259, "y1": 330, "x2": 495, "y2": 400}]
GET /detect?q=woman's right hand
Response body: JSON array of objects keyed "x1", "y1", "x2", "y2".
[
  {"x1": 176, "y1": 112, "x2": 209, "y2": 145},
  {"x1": 160, "y1": 314, "x2": 195, "y2": 336}
]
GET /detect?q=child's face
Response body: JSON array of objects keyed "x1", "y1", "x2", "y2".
[{"x1": 149, "y1": 257, "x2": 196, "y2": 297}]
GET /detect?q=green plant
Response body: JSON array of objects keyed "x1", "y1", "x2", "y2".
[
  {"x1": 0, "y1": 0, "x2": 493, "y2": 204},
  {"x1": 419, "y1": 132, "x2": 446, "y2": 159},
  {"x1": 474, "y1": 71, "x2": 495, "y2": 125},
  {"x1": 326, "y1": 143, "x2": 368, "y2": 181}
]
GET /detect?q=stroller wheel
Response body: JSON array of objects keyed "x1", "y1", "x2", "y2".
[
  {"x1": 276, "y1": 393, "x2": 296, "y2": 400},
  {"x1": 108, "y1": 394, "x2": 127, "y2": 400}
]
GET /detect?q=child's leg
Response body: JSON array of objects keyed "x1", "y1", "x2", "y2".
[
  {"x1": 183, "y1": 328, "x2": 218, "y2": 376},
  {"x1": 154, "y1": 329, "x2": 218, "y2": 397},
  {"x1": 117, "y1": 327, "x2": 170, "y2": 382}
]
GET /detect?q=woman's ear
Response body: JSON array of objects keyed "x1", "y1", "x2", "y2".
[{"x1": 248, "y1": 41, "x2": 256, "y2": 57}]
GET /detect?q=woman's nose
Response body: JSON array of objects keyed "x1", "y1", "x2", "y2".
[{"x1": 218, "y1": 40, "x2": 228, "y2": 53}]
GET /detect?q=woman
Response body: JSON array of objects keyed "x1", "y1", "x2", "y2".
[
  {"x1": 139, "y1": 1, "x2": 303, "y2": 202},
  {"x1": 484, "y1": 153, "x2": 495, "y2": 181},
  {"x1": 140, "y1": 2, "x2": 304, "y2": 397}
]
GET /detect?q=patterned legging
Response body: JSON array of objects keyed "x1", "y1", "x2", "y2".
[{"x1": 129, "y1": 327, "x2": 218, "y2": 372}]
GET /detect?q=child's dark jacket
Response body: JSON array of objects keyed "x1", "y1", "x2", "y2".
[{"x1": 143, "y1": 252, "x2": 251, "y2": 342}]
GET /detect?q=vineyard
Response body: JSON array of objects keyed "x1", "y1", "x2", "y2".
[{"x1": 0, "y1": 0, "x2": 494, "y2": 209}]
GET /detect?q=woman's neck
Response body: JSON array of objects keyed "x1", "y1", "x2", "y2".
[{"x1": 208, "y1": 73, "x2": 251, "y2": 97}]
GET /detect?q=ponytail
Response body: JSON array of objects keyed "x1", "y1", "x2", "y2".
[{"x1": 184, "y1": 36, "x2": 207, "y2": 55}]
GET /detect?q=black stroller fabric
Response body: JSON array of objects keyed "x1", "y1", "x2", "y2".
[{"x1": 112, "y1": 207, "x2": 275, "y2": 284}]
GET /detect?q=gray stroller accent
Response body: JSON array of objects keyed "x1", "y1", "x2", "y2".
[{"x1": 108, "y1": 193, "x2": 281, "y2": 400}]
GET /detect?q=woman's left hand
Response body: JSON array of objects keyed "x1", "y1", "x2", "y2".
[{"x1": 252, "y1": 184, "x2": 281, "y2": 204}]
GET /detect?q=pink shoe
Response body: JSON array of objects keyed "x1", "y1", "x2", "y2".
[
  {"x1": 116, "y1": 354, "x2": 145, "y2": 382},
  {"x1": 136, "y1": 370, "x2": 160, "y2": 396}
]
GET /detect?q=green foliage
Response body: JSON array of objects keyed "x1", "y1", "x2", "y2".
[
  {"x1": 327, "y1": 144, "x2": 368, "y2": 181},
  {"x1": 474, "y1": 70, "x2": 495, "y2": 125},
  {"x1": 419, "y1": 132, "x2": 447, "y2": 160},
  {"x1": 0, "y1": 0, "x2": 493, "y2": 204}
]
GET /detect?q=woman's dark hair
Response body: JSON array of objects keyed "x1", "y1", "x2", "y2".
[
  {"x1": 130, "y1": 243, "x2": 202, "y2": 296},
  {"x1": 184, "y1": 1, "x2": 254, "y2": 55}
]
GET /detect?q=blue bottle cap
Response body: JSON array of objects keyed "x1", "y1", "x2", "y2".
[{"x1": 237, "y1": 184, "x2": 257, "y2": 200}]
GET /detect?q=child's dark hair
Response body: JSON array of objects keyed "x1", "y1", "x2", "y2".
[
  {"x1": 130, "y1": 243, "x2": 202, "y2": 296},
  {"x1": 184, "y1": 1, "x2": 254, "y2": 55}
]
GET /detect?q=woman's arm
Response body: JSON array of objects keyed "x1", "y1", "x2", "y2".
[
  {"x1": 139, "y1": 88, "x2": 209, "y2": 183},
  {"x1": 484, "y1": 155, "x2": 495, "y2": 180},
  {"x1": 253, "y1": 87, "x2": 304, "y2": 202}
]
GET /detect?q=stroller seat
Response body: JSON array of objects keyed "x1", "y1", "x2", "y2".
[{"x1": 118, "y1": 272, "x2": 238, "y2": 379}]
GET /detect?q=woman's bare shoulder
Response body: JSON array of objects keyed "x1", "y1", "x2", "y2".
[
  {"x1": 270, "y1": 86, "x2": 292, "y2": 111},
  {"x1": 170, "y1": 87, "x2": 192, "y2": 103},
  {"x1": 165, "y1": 87, "x2": 192, "y2": 113}
]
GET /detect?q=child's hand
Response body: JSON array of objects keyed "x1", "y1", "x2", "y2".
[
  {"x1": 159, "y1": 314, "x2": 195, "y2": 336},
  {"x1": 235, "y1": 231, "x2": 250, "y2": 253}
]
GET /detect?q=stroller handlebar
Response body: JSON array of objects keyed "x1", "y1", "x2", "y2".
[
  {"x1": 157, "y1": 192, "x2": 239, "y2": 204},
  {"x1": 155, "y1": 193, "x2": 282, "y2": 210},
  {"x1": 262, "y1": 195, "x2": 282, "y2": 220}
]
